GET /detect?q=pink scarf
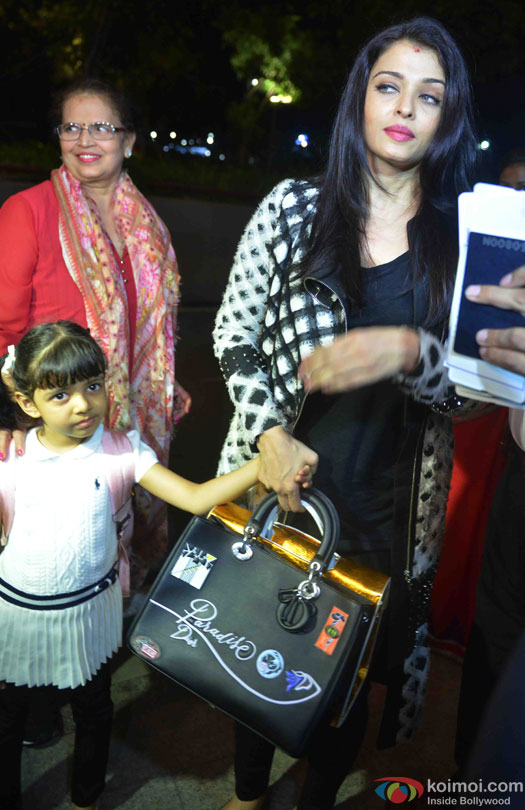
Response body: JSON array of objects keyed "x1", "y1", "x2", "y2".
[{"x1": 52, "y1": 164, "x2": 179, "y2": 465}]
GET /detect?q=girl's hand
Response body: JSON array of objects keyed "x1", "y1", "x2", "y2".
[
  {"x1": 295, "y1": 464, "x2": 314, "y2": 488},
  {"x1": 466, "y1": 265, "x2": 525, "y2": 374},
  {"x1": 299, "y1": 327, "x2": 420, "y2": 394},
  {"x1": 257, "y1": 426, "x2": 319, "y2": 512},
  {"x1": 0, "y1": 428, "x2": 26, "y2": 461}
]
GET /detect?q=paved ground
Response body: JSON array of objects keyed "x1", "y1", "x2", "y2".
[{"x1": 20, "y1": 646, "x2": 462, "y2": 810}]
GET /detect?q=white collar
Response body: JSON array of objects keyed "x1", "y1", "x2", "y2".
[{"x1": 25, "y1": 424, "x2": 104, "y2": 461}]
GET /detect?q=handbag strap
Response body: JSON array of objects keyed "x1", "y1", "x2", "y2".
[{"x1": 244, "y1": 488, "x2": 340, "y2": 575}]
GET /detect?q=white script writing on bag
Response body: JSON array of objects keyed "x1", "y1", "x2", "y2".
[
  {"x1": 168, "y1": 598, "x2": 256, "y2": 659},
  {"x1": 150, "y1": 597, "x2": 323, "y2": 705}
]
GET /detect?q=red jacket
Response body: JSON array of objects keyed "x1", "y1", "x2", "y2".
[{"x1": 0, "y1": 180, "x2": 87, "y2": 353}]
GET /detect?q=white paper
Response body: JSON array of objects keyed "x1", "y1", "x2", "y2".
[{"x1": 446, "y1": 183, "x2": 525, "y2": 404}]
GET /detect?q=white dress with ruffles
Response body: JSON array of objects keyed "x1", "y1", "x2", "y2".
[{"x1": 0, "y1": 425, "x2": 158, "y2": 689}]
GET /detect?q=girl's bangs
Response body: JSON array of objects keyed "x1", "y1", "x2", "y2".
[{"x1": 34, "y1": 339, "x2": 106, "y2": 390}]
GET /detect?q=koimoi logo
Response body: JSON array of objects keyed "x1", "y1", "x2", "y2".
[{"x1": 374, "y1": 777, "x2": 425, "y2": 804}]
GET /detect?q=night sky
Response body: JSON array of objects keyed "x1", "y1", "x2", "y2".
[{"x1": 1, "y1": 0, "x2": 524, "y2": 179}]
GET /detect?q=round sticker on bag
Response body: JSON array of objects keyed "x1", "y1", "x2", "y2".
[
  {"x1": 131, "y1": 635, "x2": 161, "y2": 660},
  {"x1": 256, "y1": 649, "x2": 284, "y2": 678}
]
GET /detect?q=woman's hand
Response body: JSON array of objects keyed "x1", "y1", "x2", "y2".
[
  {"x1": 0, "y1": 363, "x2": 26, "y2": 458},
  {"x1": 298, "y1": 327, "x2": 420, "y2": 394},
  {"x1": 466, "y1": 265, "x2": 525, "y2": 375},
  {"x1": 257, "y1": 426, "x2": 319, "y2": 512},
  {"x1": 172, "y1": 382, "x2": 192, "y2": 425},
  {"x1": 0, "y1": 428, "x2": 26, "y2": 461}
]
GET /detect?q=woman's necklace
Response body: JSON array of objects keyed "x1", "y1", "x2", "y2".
[{"x1": 117, "y1": 240, "x2": 129, "y2": 284}]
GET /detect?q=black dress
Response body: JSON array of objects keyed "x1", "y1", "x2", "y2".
[
  {"x1": 234, "y1": 253, "x2": 432, "y2": 810},
  {"x1": 295, "y1": 251, "x2": 426, "y2": 577}
]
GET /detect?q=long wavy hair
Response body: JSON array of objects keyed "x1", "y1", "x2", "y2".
[{"x1": 299, "y1": 16, "x2": 478, "y2": 327}]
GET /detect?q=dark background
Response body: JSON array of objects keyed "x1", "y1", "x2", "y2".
[{"x1": 1, "y1": 0, "x2": 524, "y2": 185}]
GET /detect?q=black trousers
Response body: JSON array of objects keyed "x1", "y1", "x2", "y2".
[
  {"x1": 234, "y1": 682, "x2": 369, "y2": 810},
  {"x1": 0, "y1": 662, "x2": 113, "y2": 810}
]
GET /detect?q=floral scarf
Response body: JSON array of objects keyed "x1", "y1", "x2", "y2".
[{"x1": 52, "y1": 164, "x2": 179, "y2": 466}]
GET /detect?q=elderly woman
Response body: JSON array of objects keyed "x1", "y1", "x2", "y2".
[
  {"x1": 0, "y1": 78, "x2": 190, "y2": 578},
  {"x1": 214, "y1": 17, "x2": 477, "y2": 810}
]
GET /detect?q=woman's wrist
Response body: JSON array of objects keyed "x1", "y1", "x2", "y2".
[
  {"x1": 256, "y1": 424, "x2": 290, "y2": 450},
  {"x1": 400, "y1": 327, "x2": 421, "y2": 374}
]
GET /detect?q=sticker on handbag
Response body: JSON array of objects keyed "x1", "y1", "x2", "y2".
[
  {"x1": 131, "y1": 635, "x2": 161, "y2": 660},
  {"x1": 150, "y1": 598, "x2": 323, "y2": 705},
  {"x1": 256, "y1": 649, "x2": 284, "y2": 678},
  {"x1": 315, "y1": 606, "x2": 349, "y2": 655},
  {"x1": 170, "y1": 542, "x2": 217, "y2": 589},
  {"x1": 285, "y1": 671, "x2": 320, "y2": 693}
]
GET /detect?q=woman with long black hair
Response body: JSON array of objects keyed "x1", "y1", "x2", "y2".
[{"x1": 214, "y1": 16, "x2": 477, "y2": 810}]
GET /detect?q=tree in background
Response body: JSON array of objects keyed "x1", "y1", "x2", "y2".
[{"x1": 0, "y1": 0, "x2": 524, "y2": 172}]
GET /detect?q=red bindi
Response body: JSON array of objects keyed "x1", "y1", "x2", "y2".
[{"x1": 414, "y1": 47, "x2": 421, "y2": 52}]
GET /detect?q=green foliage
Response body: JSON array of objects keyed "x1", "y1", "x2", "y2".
[
  {"x1": 224, "y1": 12, "x2": 303, "y2": 102},
  {"x1": 0, "y1": 0, "x2": 524, "y2": 170}
]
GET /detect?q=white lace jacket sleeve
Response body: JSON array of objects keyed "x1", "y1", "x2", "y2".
[
  {"x1": 395, "y1": 328, "x2": 454, "y2": 403},
  {"x1": 395, "y1": 327, "x2": 478, "y2": 416},
  {"x1": 213, "y1": 181, "x2": 293, "y2": 446}
]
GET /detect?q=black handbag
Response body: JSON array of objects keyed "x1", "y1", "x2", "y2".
[{"x1": 127, "y1": 488, "x2": 390, "y2": 757}]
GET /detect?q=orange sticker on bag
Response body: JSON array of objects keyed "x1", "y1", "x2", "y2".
[{"x1": 315, "y1": 607, "x2": 349, "y2": 655}]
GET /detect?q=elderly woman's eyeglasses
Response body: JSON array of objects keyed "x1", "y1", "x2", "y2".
[{"x1": 55, "y1": 122, "x2": 127, "y2": 141}]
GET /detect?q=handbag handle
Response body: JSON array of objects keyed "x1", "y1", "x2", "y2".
[{"x1": 242, "y1": 487, "x2": 340, "y2": 575}]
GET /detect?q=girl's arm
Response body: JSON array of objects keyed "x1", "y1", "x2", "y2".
[{"x1": 137, "y1": 457, "x2": 260, "y2": 515}]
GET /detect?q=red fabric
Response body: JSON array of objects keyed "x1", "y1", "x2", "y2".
[
  {"x1": 0, "y1": 181, "x2": 86, "y2": 353},
  {"x1": 0, "y1": 181, "x2": 138, "y2": 366},
  {"x1": 430, "y1": 406, "x2": 508, "y2": 653}
]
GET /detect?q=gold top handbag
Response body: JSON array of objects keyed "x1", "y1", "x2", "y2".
[{"x1": 128, "y1": 488, "x2": 390, "y2": 756}]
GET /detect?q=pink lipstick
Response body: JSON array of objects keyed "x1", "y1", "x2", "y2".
[
  {"x1": 75, "y1": 154, "x2": 101, "y2": 163},
  {"x1": 384, "y1": 125, "x2": 415, "y2": 141}
]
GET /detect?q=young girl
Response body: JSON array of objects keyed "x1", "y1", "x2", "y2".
[{"x1": 0, "y1": 320, "x2": 312, "y2": 810}]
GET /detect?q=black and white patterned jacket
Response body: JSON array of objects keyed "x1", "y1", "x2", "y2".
[{"x1": 213, "y1": 178, "x2": 458, "y2": 745}]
